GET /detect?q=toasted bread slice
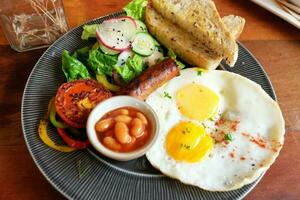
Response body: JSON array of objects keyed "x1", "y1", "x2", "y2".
[
  {"x1": 150, "y1": 0, "x2": 238, "y2": 66},
  {"x1": 145, "y1": 6, "x2": 220, "y2": 69},
  {"x1": 222, "y1": 15, "x2": 246, "y2": 38},
  {"x1": 145, "y1": 5, "x2": 245, "y2": 69}
]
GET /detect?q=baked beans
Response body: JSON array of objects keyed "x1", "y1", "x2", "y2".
[{"x1": 95, "y1": 107, "x2": 151, "y2": 152}]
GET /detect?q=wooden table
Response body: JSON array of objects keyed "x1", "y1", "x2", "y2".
[{"x1": 0, "y1": 0, "x2": 299, "y2": 199}]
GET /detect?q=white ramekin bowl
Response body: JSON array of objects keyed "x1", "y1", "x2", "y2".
[{"x1": 87, "y1": 96, "x2": 159, "y2": 161}]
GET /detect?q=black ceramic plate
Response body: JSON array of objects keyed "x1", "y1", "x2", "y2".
[{"x1": 21, "y1": 12, "x2": 276, "y2": 200}]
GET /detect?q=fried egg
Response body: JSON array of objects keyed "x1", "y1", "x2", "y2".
[{"x1": 145, "y1": 68, "x2": 285, "y2": 191}]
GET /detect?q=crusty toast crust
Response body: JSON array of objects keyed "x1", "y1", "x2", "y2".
[
  {"x1": 150, "y1": 0, "x2": 238, "y2": 66},
  {"x1": 145, "y1": 5, "x2": 245, "y2": 69},
  {"x1": 145, "y1": 5, "x2": 221, "y2": 69},
  {"x1": 222, "y1": 15, "x2": 246, "y2": 38}
]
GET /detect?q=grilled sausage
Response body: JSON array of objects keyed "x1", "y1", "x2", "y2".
[{"x1": 120, "y1": 58, "x2": 180, "y2": 100}]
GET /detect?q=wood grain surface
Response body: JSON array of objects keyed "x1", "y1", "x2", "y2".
[{"x1": 0, "y1": 0, "x2": 299, "y2": 199}]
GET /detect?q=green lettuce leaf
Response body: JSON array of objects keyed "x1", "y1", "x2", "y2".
[
  {"x1": 115, "y1": 53, "x2": 145, "y2": 83},
  {"x1": 123, "y1": 0, "x2": 148, "y2": 20},
  {"x1": 167, "y1": 49, "x2": 186, "y2": 69},
  {"x1": 115, "y1": 65, "x2": 136, "y2": 83},
  {"x1": 167, "y1": 49, "x2": 177, "y2": 58},
  {"x1": 62, "y1": 50, "x2": 92, "y2": 82},
  {"x1": 126, "y1": 53, "x2": 144, "y2": 74},
  {"x1": 81, "y1": 24, "x2": 99, "y2": 40},
  {"x1": 87, "y1": 44, "x2": 118, "y2": 76},
  {"x1": 72, "y1": 46, "x2": 90, "y2": 66}
]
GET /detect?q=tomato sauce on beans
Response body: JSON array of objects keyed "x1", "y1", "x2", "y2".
[{"x1": 95, "y1": 107, "x2": 151, "y2": 152}]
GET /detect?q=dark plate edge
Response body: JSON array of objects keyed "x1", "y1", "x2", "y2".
[{"x1": 237, "y1": 41, "x2": 277, "y2": 101}]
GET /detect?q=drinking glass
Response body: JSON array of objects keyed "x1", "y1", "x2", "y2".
[{"x1": 0, "y1": 0, "x2": 68, "y2": 52}]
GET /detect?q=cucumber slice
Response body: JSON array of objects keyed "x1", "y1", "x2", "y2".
[
  {"x1": 131, "y1": 33, "x2": 155, "y2": 56},
  {"x1": 100, "y1": 43, "x2": 120, "y2": 55},
  {"x1": 136, "y1": 20, "x2": 147, "y2": 33}
]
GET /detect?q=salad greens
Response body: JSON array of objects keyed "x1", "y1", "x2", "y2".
[
  {"x1": 167, "y1": 49, "x2": 186, "y2": 70},
  {"x1": 62, "y1": 50, "x2": 91, "y2": 82},
  {"x1": 116, "y1": 53, "x2": 145, "y2": 83},
  {"x1": 87, "y1": 43, "x2": 118, "y2": 76},
  {"x1": 61, "y1": 42, "x2": 146, "y2": 85},
  {"x1": 60, "y1": 0, "x2": 186, "y2": 89},
  {"x1": 224, "y1": 133, "x2": 233, "y2": 142},
  {"x1": 72, "y1": 46, "x2": 90, "y2": 66},
  {"x1": 123, "y1": 0, "x2": 148, "y2": 20},
  {"x1": 81, "y1": 24, "x2": 99, "y2": 40}
]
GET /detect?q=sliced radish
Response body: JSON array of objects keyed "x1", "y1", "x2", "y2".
[
  {"x1": 100, "y1": 43, "x2": 120, "y2": 55},
  {"x1": 117, "y1": 50, "x2": 134, "y2": 66},
  {"x1": 96, "y1": 16, "x2": 137, "y2": 51}
]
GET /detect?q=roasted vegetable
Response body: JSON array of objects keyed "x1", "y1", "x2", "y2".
[
  {"x1": 55, "y1": 80, "x2": 112, "y2": 128},
  {"x1": 96, "y1": 74, "x2": 120, "y2": 92},
  {"x1": 38, "y1": 120, "x2": 76, "y2": 152},
  {"x1": 49, "y1": 98, "x2": 68, "y2": 128},
  {"x1": 57, "y1": 128, "x2": 90, "y2": 149}
]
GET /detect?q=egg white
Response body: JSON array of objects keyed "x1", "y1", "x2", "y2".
[{"x1": 145, "y1": 68, "x2": 285, "y2": 191}]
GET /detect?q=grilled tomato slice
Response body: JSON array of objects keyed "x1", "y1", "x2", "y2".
[{"x1": 55, "y1": 80, "x2": 112, "y2": 128}]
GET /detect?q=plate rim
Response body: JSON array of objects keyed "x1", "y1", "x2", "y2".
[
  {"x1": 21, "y1": 11, "x2": 276, "y2": 200},
  {"x1": 228, "y1": 41, "x2": 277, "y2": 101}
]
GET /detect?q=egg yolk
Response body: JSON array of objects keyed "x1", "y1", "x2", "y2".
[
  {"x1": 165, "y1": 122, "x2": 213, "y2": 163},
  {"x1": 176, "y1": 83, "x2": 219, "y2": 121}
]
